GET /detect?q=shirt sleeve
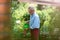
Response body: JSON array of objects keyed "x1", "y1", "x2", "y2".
[{"x1": 31, "y1": 16, "x2": 40, "y2": 28}]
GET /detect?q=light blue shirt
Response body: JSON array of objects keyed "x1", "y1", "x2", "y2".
[{"x1": 29, "y1": 13, "x2": 40, "y2": 29}]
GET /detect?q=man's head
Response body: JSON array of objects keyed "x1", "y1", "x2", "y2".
[{"x1": 28, "y1": 6, "x2": 35, "y2": 15}]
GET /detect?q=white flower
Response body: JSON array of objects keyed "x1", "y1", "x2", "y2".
[{"x1": 16, "y1": 20, "x2": 21, "y2": 24}]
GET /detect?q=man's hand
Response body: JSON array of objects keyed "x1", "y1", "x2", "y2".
[{"x1": 25, "y1": 20, "x2": 29, "y2": 24}]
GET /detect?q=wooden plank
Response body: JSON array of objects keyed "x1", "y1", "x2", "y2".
[{"x1": 18, "y1": 0, "x2": 60, "y2": 6}]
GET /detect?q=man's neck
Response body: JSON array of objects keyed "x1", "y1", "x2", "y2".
[{"x1": 30, "y1": 12, "x2": 35, "y2": 15}]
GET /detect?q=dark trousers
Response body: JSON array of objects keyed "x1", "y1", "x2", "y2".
[{"x1": 30, "y1": 28, "x2": 39, "y2": 40}]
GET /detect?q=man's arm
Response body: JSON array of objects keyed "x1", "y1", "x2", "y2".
[{"x1": 26, "y1": 20, "x2": 30, "y2": 24}]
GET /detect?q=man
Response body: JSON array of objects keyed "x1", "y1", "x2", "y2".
[{"x1": 28, "y1": 6, "x2": 40, "y2": 40}]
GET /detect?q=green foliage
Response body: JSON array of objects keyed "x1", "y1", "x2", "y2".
[{"x1": 11, "y1": 0, "x2": 57, "y2": 40}]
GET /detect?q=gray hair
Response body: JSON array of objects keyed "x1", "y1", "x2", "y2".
[{"x1": 28, "y1": 6, "x2": 35, "y2": 11}]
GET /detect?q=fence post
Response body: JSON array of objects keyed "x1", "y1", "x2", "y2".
[{"x1": 0, "y1": 0, "x2": 11, "y2": 40}]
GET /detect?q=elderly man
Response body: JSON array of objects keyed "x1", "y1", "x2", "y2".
[{"x1": 28, "y1": 6, "x2": 40, "y2": 40}]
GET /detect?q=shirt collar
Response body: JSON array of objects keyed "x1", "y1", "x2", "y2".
[{"x1": 30, "y1": 12, "x2": 36, "y2": 16}]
